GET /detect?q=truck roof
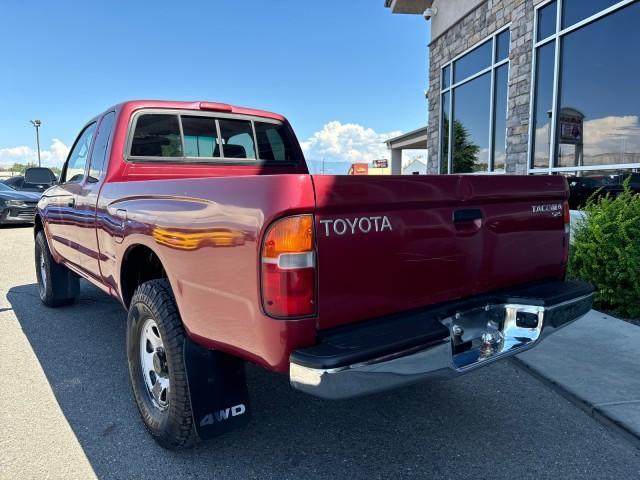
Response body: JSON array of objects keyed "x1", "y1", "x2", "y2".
[{"x1": 110, "y1": 100, "x2": 287, "y2": 122}]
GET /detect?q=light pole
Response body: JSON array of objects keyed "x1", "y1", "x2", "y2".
[{"x1": 30, "y1": 119, "x2": 42, "y2": 167}]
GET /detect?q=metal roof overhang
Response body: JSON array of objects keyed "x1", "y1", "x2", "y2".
[{"x1": 385, "y1": 126, "x2": 429, "y2": 150}]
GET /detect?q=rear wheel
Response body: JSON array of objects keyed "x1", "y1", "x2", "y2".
[
  {"x1": 35, "y1": 230, "x2": 79, "y2": 307},
  {"x1": 127, "y1": 279, "x2": 198, "y2": 449}
]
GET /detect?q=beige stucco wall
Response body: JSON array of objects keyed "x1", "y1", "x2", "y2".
[{"x1": 431, "y1": 0, "x2": 486, "y2": 39}]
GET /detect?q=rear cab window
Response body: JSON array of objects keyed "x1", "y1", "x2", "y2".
[
  {"x1": 130, "y1": 114, "x2": 183, "y2": 158},
  {"x1": 127, "y1": 111, "x2": 299, "y2": 165}
]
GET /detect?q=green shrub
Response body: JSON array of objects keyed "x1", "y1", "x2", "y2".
[{"x1": 568, "y1": 179, "x2": 640, "y2": 319}]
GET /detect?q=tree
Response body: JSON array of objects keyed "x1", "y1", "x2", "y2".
[
  {"x1": 442, "y1": 119, "x2": 480, "y2": 173},
  {"x1": 10, "y1": 163, "x2": 28, "y2": 174}
]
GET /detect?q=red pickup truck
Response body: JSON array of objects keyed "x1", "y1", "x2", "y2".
[{"x1": 34, "y1": 100, "x2": 593, "y2": 448}]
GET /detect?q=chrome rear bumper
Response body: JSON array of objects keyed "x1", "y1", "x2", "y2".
[{"x1": 290, "y1": 286, "x2": 594, "y2": 400}]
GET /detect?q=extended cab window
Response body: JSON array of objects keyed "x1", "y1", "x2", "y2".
[
  {"x1": 254, "y1": 122, "x2": 296, "y2": 162},
  {"x1": 65, "y1": 123, "x2": 97, "y2": 183},
  {"x1": 218, "y1": 119, "x2": 256, "y2": 159},
  {"x1": 131, "y1": 114, "x2": 183, "y2": 157},
  {"x1": 88, "y1": 111, "x2": 116, "y2": 181}
]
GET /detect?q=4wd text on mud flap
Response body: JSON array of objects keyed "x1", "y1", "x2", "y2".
[{"x1": 199, "y1": 403, "x2": 246, "y2": 427}]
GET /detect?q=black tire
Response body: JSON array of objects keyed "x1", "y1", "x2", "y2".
[
  {"x1": 35, "y1": 230, "x2": 79, "y2": 307},
  {"x1": 126, "y1": 279, "x2": 198, "y2": 449}
]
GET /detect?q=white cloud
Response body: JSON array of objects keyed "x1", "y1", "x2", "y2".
[
  {"x1": 582, "y1": 115, "x2": 640, "y2": 156},
  {"x1": 300, "y1": 121, "x2": 403, "y2": 163},
  {"x1": 534, "y1": 115, "x2": 640, "y2": 163},
  {"x1": 0, "y1": 138, "x2": 69, "y2": 167}
]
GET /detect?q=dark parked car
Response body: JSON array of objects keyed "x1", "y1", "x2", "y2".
[
  {"x1": 567, "y1": 173, "x2": 640, "y2": 209},
  {"x1": 2, "y1": 167, "x2": 57, "y2": 193},
  {"x1": 0, "y1": 182, "x2": 40, "y2": 224}
]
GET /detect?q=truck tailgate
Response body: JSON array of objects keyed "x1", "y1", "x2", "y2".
[{"x1": 311, "y1": 175, "x2": 568, "y2": 330}]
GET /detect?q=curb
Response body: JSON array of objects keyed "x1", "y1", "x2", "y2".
[{"x1": 511, "y1": 357, "x2": 640, "y2": 450}]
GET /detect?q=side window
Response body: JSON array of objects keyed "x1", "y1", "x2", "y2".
[
  {"x1": 88, "y1": 112, "x2": 116, "y2": 181},
  {"x1": 254, "y1": 122, "x2": 296, "y2": 162},
  {"x1": 182, "y1": 116, "x2": 220, "y2": 158},
  {"x1": 218, "y1": 119, "x2": 256, "y2": 159},
  {"x1": 130, "y1": 114, "x2": 182, "y2": 157},
  {"x1": 65, "y1": 123, "x2": 97, "y2": 183}
]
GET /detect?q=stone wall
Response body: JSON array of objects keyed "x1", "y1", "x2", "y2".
[{"x1": 427, "y1": 0, "x2": 546, "y2": 174}]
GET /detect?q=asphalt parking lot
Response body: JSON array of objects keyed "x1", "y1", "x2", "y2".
[{"x1": 1, "y1": 226, "x2": 640, "y2": 480}]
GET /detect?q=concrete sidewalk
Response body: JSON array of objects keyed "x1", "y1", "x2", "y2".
[{"x1": 515, "y1": 310, "x2": 640, "y2": 448}]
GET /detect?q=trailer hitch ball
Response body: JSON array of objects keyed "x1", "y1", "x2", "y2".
[{"x1": 480, "y1": 328, "x2": 504, "y2": 358}]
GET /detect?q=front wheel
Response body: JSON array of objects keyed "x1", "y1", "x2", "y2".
[
  {"x1": 35, "y1": 230, "x2": 79, "y2": 307},
  {"x1": 126, "y1": 279, "x2": 198, "y2": 449}
]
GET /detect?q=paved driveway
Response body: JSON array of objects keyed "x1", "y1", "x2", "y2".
[{"x1": 1, "y1": 226, "x2": 639, "y2": 479}]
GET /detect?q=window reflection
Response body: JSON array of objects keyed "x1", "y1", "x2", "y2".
[
  {"x1": 557, "y1": 2, "x2": 640, "y2": 168},
  {"x1": 452, "y1": 72, "x2": 491, "y2": 173},
  {"x1": 493, "y1": 64, "x2": 508, "y2": 171},
  {"x1": 537, "y1": 1, "x2": 557, "y2": 41},
  {"x1": 564, "y1": 171, "x2": 640, "y2": 209},
  {"x1": 562, "y1": 0, "x2": 621, "y2": 29},
  {"x1": 442, "y1": 65, "x2": 451, "y2": 89},
  {"x1": 453, "y1": 40, "x2": 492, "y2": 83},
  {"x1": 496, "y1": 30, "x2": 510, "y2": 61},
  {"x1": 441, "y1": 92, "x2": 450, "y2": 173},
  {"x1": 532, "y1": 41, "x2": 555, "y2": 168},
  {"x1": 441, "y1": 30, "x2": 510, "y2": 173},
  {"x1": 182, "y1": 116, "x2": 220, "y2": 158}
]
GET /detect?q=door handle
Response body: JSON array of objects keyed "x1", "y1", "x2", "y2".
[
  {"x1": 67, "y1": 198, "x2": 75, "y2": 208},
  {"x1": 453, "y1": 208, "x2": 483, "y2": 223}
]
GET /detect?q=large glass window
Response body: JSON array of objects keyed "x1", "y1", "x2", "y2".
[
  {"x1": 452, "y1": 73, "x2": 491, "y2": 172},
  {"x1": 562, "y1": 0, "x2": 621, "y2": 28},
  {"x1": 537, "y1": 1, "x2": 557, "y2": 41},
  {"x1": 531, "y1": 41, "x2": 555, "y2": 169},
  {"x1": 440, "y1": 28, "x2": 510, "y2": 173},
  {"x1": 440, "y1": 92, "x2": 450, "y2": 174},
  {"x1": 453, "y1": 40, "x2": 492, "y2": 84},
  {"x1": 493, "y1": 64, "x2": 509, "y2": 170},
  {"x1": 530, "y1": 0, "x2": 640, "y2": 173},
  {"x1": 495, "y1": 30, "x2": 510, "y2": 62}
]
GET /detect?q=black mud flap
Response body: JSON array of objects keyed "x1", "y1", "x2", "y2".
[{"x1": 183, "y1": 337, "x2": 251, "y2": 440}]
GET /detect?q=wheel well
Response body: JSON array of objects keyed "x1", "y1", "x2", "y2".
[{"x1": 120, "y1": 245, "x2": 167, "y2": 308}]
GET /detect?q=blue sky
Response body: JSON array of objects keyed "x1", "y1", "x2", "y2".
[{"x1": 0, "y1": 0, "x2": 429, "y2": 168}]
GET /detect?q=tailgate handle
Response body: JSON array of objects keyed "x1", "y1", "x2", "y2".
[{"x1": 453, "y1": 208, "x2": 483, "y2": 223}]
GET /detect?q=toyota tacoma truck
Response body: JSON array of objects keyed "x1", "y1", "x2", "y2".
[{"x1": 34, "y1": 100, "x2": 594, "y2": 449}]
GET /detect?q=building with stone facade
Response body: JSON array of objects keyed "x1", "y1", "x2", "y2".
[{"x1": 385, "y1": 0, "x2": 640, "y2": 178}]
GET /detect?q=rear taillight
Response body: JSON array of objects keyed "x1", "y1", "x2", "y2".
[
  {"x1": 562, "y1": 200, "x2": 570, "y2": 264},
  {"x1": 261, "y1": 214, "x2": 316, "y2": 318}
]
